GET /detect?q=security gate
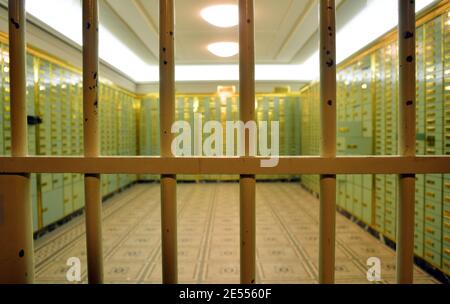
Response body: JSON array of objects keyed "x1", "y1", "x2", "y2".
[{"x1": 0, "y1": 0, "x2": 449, "y2": 285}]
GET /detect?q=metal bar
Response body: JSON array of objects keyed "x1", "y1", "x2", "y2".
[
  {"x1": 0, "y1": 0, "x2": 34, "y2": 283},
  {"x1": 160, "y1": 0, "x2": 177, "y2": 284},
  {"x1": 82, "y1": 0, "x2": 103, "y2": 284},
  {"x1": 1, "y1": 156, "x2": 450, "y2": 175},
  {"x1": 396, "y1": 0, "x2": 416, "y2": 284},
  {"x1": 239, "y1": 0, "x2": 256, "y2": 284},
  {"x1": 319, "y1": 0, "x2": 337, "y2": 284}
]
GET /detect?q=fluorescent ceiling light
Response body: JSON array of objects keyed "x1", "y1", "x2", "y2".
[
  {"x1": 26, "y1": 0, "x2": 82, "y2": 45},
  {"x1": 25, "y1": 0, "x2": 154, "y2": 82},
  {"x1": 336, "y1": 0, "x2": 435, "y2": 63},
  {"x1": 207, "y1": 42, "x2": 239, "y2": 58},
  {"x1": 201, "y1": 4, "x2": 239, "y2": 28},
  {"x1": 302, "y1": 0, "x2": 436, "y2": 80},
  {"x1": 175, "y1": 64, "x2": 311, "y2": 82},
  {"x1": 99, "y1": 27, "x2": 155, "y2": 82}
]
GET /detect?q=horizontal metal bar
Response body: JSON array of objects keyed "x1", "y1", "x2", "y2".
[{"x1": 0, "y1": 156, "x2": 449, "y2": 175}]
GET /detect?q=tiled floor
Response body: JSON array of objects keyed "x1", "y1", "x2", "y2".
[{"x1": 34, "y1": 183, "x2": 439, "y2": 284}]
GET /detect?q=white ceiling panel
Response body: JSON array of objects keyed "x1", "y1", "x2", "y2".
[
  {"x1": 105, "y1": 0, "x2": 324, "y2": 65},
  {"x1": 23, "y1": 0, "x2": 387, "y2": 82}
]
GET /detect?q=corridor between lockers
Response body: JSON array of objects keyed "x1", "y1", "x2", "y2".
[
  {"x1": 33, "y1": 183, "x2": 437, "y2": 284},
  {"x1": 1, "y1": 0, "x2": 450, "y2": 286}
]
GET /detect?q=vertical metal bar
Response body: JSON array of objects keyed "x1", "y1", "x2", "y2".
[
  {"x1": 82, "y1": 0, "x2": 104, "y2": 284},
  {"x1": 9, "y1": 0, "x2": 27, "y2": 157},
  {"x1": 239, "y1": 0, "x2": 256, "y2": 284},
  {"x1": 396, "y1": 0, "x2": 416, "y2": 284},
  {"x1": 160, "y1": 0, "x2": 178, "y2": 284},
  {"x1": 319, "y1": 0, "x2": 337, "y2": 284},
  {"x1": 0, "y1": 0, "x2": 34, "y2": 284}
]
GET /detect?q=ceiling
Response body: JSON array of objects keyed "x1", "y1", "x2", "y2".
[
  {"x1": 104, "y1": 0, "x2": 343, "y2": 65},
  {"x1": 16, "y1": 0, "x2": 437, "y2": 83}
]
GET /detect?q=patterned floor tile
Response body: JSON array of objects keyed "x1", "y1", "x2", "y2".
[
  {"x1": 259, "y1": 262, "x2": 314, "y2": 281},
  {"x1": 203, "y1": 262, "x2": 240, "y2": 282},
  {"x1": 207, "y1": 245, "x2": 240, "y2": 262},
  {"x1": 108, "y1": 246, "x2": 153, "y2": 263},
  {"x1": 103, "y1": 261, "x2": 144, "y2": 282},
  {"x1": 33, "y1": 183, "x2": 439, "y2": 284},
  {"x1": 144, "y1": 262, "x2": 199, "y2": 283},
  {"x1": 256, "y1": 246, "x2": 300, "y2": 261}
]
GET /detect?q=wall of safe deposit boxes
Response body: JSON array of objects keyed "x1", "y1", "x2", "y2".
[
  {"x1": 300, "y1": 7, "x2": 450, "y2": 275},
  {"x1": 0, "y1": 43, "x2": 140, "y2": 232},
  {"x1": 0, "y1": 39, "x2": 301, "y2": 233}
]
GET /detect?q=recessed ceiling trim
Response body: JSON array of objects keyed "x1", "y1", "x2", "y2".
[
  {"x1": 273, "y1": 0, "x2": 315, "y2": 61},
  {"x1": 134, "y1": 0, "x2": 159, "y2": 34},
  {"x1": 104, "y1": 0, "x2": 157, "y2": 62}
]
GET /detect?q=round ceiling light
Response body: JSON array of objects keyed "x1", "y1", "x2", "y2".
[
  {"x1": 207, "y1": 42, "x2": 239, "y2": 58},
  {"x1": 201, "y1": 4, "x2": 239, "y2": 28}
]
